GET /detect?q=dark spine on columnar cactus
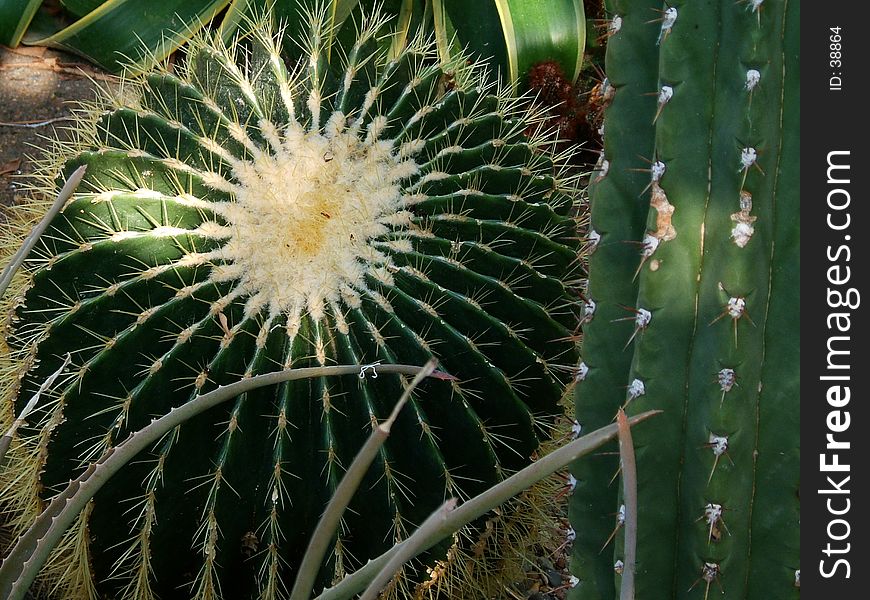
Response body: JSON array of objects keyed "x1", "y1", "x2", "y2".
[
  {"x1": 0, "y1": 9, "x2": 582, "y2": 600},
  {"x1": 569, "y1": 0, "x2": 798, "y2": 598}
]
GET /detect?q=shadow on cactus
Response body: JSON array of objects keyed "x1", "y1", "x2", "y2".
[
  {"x1": 0, "y1": 5, "x2": 585, "y2": 599},
  {"x1": 569, "y1": 1, "x2": 799, "y2": 598}
]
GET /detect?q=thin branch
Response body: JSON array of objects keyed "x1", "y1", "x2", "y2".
[
  {"x1": 359, "y1": 499, "x2": 457, "y2": 600},
  {"x1": 289, "y1": 359, "x2": 439, "y2": 600},
  {"x1": 0, "y1": 117, "x2": 73, "y2": 129},
  {"x1": 0, "y1": 363, "x2": 446, "y2": 600},
  {"x1": 315, "y1": 410, "x2": 662, "y2": 600},
  {"x1": 0, "y1": 166, "x2": 86, "y2": 301},
  {"x1": 617, "y1": 409, "x2": 637, "y2": 600}
]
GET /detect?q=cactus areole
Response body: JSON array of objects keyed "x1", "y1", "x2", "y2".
[{"x1": 0, "y1": 9, "x2": 582, "y2": 599}]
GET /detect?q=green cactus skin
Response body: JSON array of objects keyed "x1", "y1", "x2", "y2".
[
  {"x1": 569, "y1": 1, "x2": 799, "y2": 598},
  {"x1": 566, "y1": 1, "x2": 658, "y2": 597},
  {"x1": 0, "y1": 10, "x2": 582, "y2": 600}
]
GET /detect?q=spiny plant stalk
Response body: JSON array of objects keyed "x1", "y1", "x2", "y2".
[
  {"x1": 569, "y1": 0, "x2": 799, "y2": 598},
  {"x1": 0, "y1": 363, "x2": 445, "y2": 600},
  {"x1": 0, "y1": 4, "x2": 584, "y2": 599},
  {"x1": 0, "y1": 166, "x2": 86, "y2": 301},
  {"x1": 289, "y1": 360, "x2": 439, "y2": 600},
  {"x1": 358, "y1": 499, "x2": 457, "y2": 600},
  {"x1": 316, "y1": 410, "x2": 660, "y2": 600}
]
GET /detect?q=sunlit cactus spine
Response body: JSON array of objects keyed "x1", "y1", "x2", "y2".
[
  {"x1": 569, "y1": 0, "x2": 798, "y2": 598},
  {"x1": 0, "y1": 6, "x2": 584, "y2": 599}
]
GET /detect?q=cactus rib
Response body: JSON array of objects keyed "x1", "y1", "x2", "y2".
[{"x1": 569, "y1": 1, "x2": 799, "y2": 598}]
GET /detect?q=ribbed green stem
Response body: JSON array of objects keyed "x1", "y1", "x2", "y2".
[
  {"x1": 569, "y1": 1, "x2": 658, "y2": 597},
  {"x1": 569, "y1": 1, "x2": 799, "y2": 598}
]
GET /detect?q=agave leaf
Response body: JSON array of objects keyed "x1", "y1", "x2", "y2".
[
  {"x1": 504, "y1": 0, "x2": 586, "y2": 84},
  {"x1": 345, "y1": 0, "x2": 426, "y2": 59},
  {"x1": 430, "y1": 0, "x2": 459, "y2": 66},
  {"x1": 58, "y1": 0, "x2": 103, "y2": 18},
  {"x1": 23, "y1": 0, "x2": 232, "y2": 73},
  {"x1": 0, "y1": 0, "x2": 41, "y2": 46},
  {"x1": 440, "y1": 0, "x2": 585, "y2": 89},
  {"x1": 387, "y1": 0, "x2": 421, "y2": 59},
  {"x1": 261, "y1": 0, "x2": 360, "y2": 44},
  {"x1": 439, "y1": 0, "x2": 506, "y2": 77},
  {"x1": 220, "y1": 0, "x2": 374, "y2": 69},
  {"x1": 217, "y1": 0, "x2": 257, "y2": 41}
]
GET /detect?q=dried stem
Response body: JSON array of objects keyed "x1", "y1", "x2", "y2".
[
  {"x1": 315, "y1": 410, "x2": 662, "y2": 600},
  {"x1": 289, "y1": 359, "x2": 439, "y2": 600},
  {"x1": 0, "y1": 354, "x2": 71, "y2": 467},
  {"x1": 617, "y1": 409, "x2": 638, "y2": 600},
  {"x1": 0, "y1": 166, "x2": 86, "y2": 301},
  {"x1": 359, "y1": 499, "x2": 457, "y2": 600}
]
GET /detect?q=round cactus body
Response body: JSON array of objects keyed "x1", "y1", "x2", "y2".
[{"x1": 0, "y1": 9, "x2": 581, "y2": 600}]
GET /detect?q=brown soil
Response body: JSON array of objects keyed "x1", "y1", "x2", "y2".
[{"x1": 0, "y1": 44, "x2": 118, "y2": 211}]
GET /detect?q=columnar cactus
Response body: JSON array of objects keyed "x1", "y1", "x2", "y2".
[
  {"x1": 569, "y1": 0, "x2": 798, "y2": 598},
  {"x1": 0, "y1": 8, "x2": 583, "y2": 599}
]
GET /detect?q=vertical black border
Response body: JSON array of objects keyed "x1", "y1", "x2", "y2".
[{"x1": 802, "y1": 2, "x2": 867, "y2": 595}]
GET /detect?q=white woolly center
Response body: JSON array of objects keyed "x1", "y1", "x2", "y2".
[
  {"x1": 642, "y1": 233, "x2": 660, "y2": 257},
  {"x1": 702, "y1": 563, "x2": 720, "y2": 582},
  {"x1": 211, "y1": 119, "x2": 416, "y2": 318},
  {"x1": 709, "y1": 434, "x2": 729, "y2": 456},
  {"x1": 596, "y1": 158, "x2": 610, "y2": 180},
  {"x1": 635, "y1": 307, "x2": 652, "y2": 328},
  {"x1": 704, "y1": 503, "x2": 723, "y2": 525},
  {"x1": 587, "y1": 230, "x2": 601, "y2": 251},
  {"x1": 583, "y1": 299, "x2": 597, "y2": 321},
  {"x1": 727, "y1": 296, "x2": 746, "y2": 318},
  {"x1": 731, "y1": 222, "x2": 755, "y2": 247},
  {"x1": 658, "y1": 7, "x2": 678, "y2": 43}
]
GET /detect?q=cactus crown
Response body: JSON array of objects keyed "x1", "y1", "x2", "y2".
[{"x1": 1, "y1": 5, "x2": 582, "y2": 599}]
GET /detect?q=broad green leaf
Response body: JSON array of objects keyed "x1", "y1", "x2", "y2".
[
  {"x1": 441, "y1": 0, "x2": 585, "y2": 89},
  {"x1": 218, "y1": 0, "x2": 259, "y2": 41},
  {"x1": 334, "y1": 0, "x2": 418, "y2": 56},
  {"x1": 0, "y1": 0, "x2": 41, "y2": 46},
  {"x1": 59, "y1": 0, "x2": 104, "y2": 18},
  {"x1": 264, "y1": 0, "x2": 359, "y2": 45},
  {"x1": 388, "y1": 0, "x2": 416, "y2": 58},
  {"x1": 441, "y1": 0, "x2": 508, "y2": 80},
  {"x1": 24, "y1": 0, "x2": 232, "y2": 73},
  {"x1": 504, "y1": 0, "x2": 585, "y2": 84}
]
